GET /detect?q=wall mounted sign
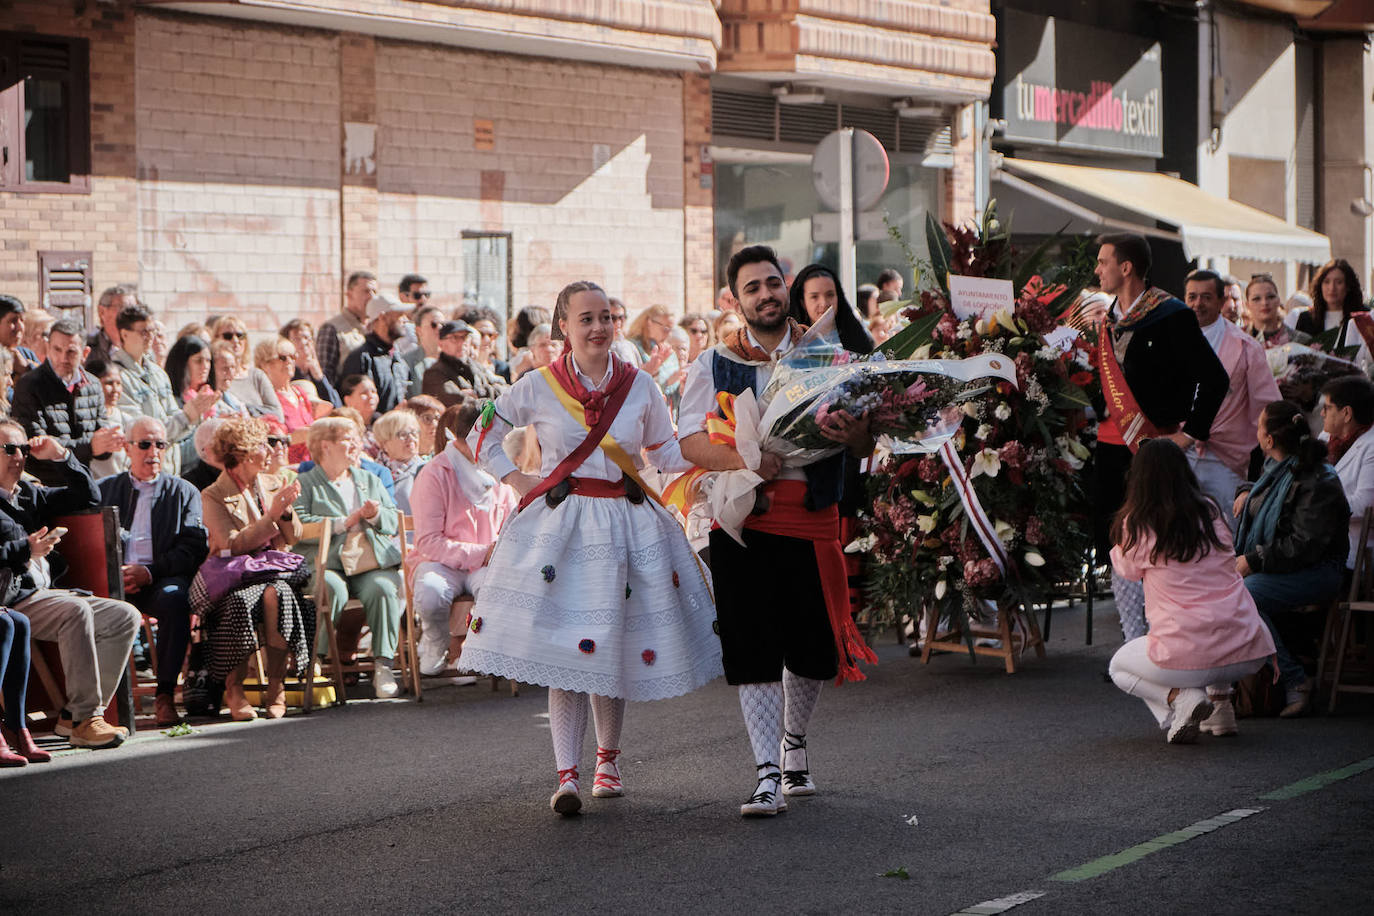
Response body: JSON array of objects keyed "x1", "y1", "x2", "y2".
[{"x1": 995, "y1": 9, "x2": 1163, "y2": 158}]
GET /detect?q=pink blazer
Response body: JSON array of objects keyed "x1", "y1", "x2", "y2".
[
  {"x1": 1110, "y1": 516, "x2": 1275, "y2": 670},
  {"x1": 406, "y1": 448, "x2": 518, "y2": 574}
]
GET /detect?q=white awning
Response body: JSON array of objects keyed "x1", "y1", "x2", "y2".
[{"x1": 995, "y1": 157, "x2": 1332, "y2": 265}]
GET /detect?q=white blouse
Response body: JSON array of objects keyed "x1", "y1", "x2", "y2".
[{"x1": 470, "y1": 357, "x2": 691, "y2": 483}]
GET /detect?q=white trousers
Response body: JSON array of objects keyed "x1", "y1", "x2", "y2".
[
  {"x1": 1109, "y1": 637, "x2": 1267, "y2": 728},
  {"x1": 1189, "y1": 451, "x2": 1244, "y2": 535},
  {"x1": 412, "y1": 561, "x2": 478, "y2": 641}
]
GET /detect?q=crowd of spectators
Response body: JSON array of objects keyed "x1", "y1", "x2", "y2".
[{"x1": 0, "y1": 252, "x2": 1371, "y2": 765}]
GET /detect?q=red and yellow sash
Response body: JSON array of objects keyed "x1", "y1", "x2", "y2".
[
  {"x1": 537, "y1": 365, "x2": 664, "y2": 507},
  {"x1": 1097, "y1": 320, "x2": 1165, "y2": 452},
  {"x1": 661, "y1": 391, "x2": 745, "y2": 513}
]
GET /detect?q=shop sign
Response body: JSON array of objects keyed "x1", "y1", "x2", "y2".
[{"x1": 996, "y1": 9, "x2": 1163, "y2": 158}]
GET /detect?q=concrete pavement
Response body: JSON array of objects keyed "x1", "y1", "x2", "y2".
[{"x1": 3, "y1": 599, "x2": 1372, "y2": 915}]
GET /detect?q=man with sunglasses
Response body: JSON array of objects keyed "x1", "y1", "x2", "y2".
[
  {"x1": 607, "y1": 297, "x2": 642, "y2": 367},
  {"x1": 109, "y1": 304, "x2": 216, "y2": 476},
  {"x1": 11, "y1": 319, "x2": 124, "y2": 487},
  {"x1": 0, "y1": 420, "x2": 140, "y2": 749},
  {"x1": 98, "y1": 417, "x2": 209, "y2": 727},
  {"x1": 399, "y1": 273, "x2": 431, "y2": 306},
  {"x1": 404, "y1": 305, "x2": 445, "y2": 396}
]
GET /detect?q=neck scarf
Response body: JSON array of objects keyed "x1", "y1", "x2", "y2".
[
  {"x1": 1327, "y1": 424, "x2": 1372, "y2": 464},
  {"x1": 722, "y1": 319, "x2": 806, "y2": 363},
  {"x1": 546, "y1": 352, "x2": 636, "y2": 428},
  {"x1": 1109, "y1": 287, "x2": 1175, "y2": 333},
  {"x1": 1235, "y1": 456, "x2": 1297, "y2": 557},
  {"x1": 444, "y1": 442, "x2": 497, "y2": 513}
]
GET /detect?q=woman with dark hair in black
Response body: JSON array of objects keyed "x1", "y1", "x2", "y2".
[
  {"x1": 1234, "y1": 399, "x2": 1351, "y2": 716},
  {"x1": 1296, "y1": 258, "x2": 1367, "y2": 344},
  {"x1": 787, "y1": 263, "x2": 874, "y2": 355}
]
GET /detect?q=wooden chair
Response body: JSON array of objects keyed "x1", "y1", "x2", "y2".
[
  {"x1": 27, "y1": 507, "x2": 139, "y2": 730},
  {"x1": 401, "y1": 516, "x2": 516, "y2": 699},
  {"x1": 1317, "y1": 507, "x2": 1374, "y2": 712},
  {"x1": 308, "y1": 509, "x2": 418, "y2": 702}
]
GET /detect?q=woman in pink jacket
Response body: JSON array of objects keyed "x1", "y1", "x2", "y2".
[
  {"x1": 407, "y1": 399, "x2": 518, "y2": 677},
  {"x1": 1108, "y1": 439, "x2": 1275, "y2": 744}
]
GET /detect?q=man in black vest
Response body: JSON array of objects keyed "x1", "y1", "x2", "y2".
[
  {"x1": 680, "y1": 245, "x2": 875, "y2": 818},
  {"x1": 1092, "y1": 233, "x2": 1229, "y2": 640}
]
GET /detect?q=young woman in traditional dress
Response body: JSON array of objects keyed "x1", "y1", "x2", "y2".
[{"x1": 461, "y1": 281, "x2": 722, "y2": 816}]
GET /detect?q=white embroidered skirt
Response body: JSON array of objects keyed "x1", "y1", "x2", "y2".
[{"x1": 460, "y1": 494, "x2": 723, "y2": 700}]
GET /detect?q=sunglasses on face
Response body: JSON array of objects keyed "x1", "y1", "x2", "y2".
[
  {"x1": 2, "y1": 443, "x2": 31, "y2": 456},
  {"x1": 479, "y1": 329, "x2": 498, "y2": 339},
  {"x1": 273, "y1": 353, "x2": 293, "y2": 363},
  {"x1": 412, "y1": 291, "x2": 431, "y2": 300},
  {"x1": 267, "y1": 436, "x2": 289, "y2": 447},
  {"x1": 135, "y1": 439, "x2": 169, "y2": 451},
  {"x1": 221, "y1": 331, "x2": 247, "y2": 341}
]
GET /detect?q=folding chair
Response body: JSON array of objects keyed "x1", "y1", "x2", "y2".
[
  {"x1": 1318, "y1": 508, "x2": 1374, "y2": 713},
  {"x1": 308, "y1": 509, "x2": 418, "y2": 702}
]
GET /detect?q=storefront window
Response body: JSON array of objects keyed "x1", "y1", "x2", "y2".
[{"x1": 713, "y1": 159, "x2": 940, "y2": 294}]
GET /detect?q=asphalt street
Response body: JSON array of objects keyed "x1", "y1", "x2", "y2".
[{"x1": 3, "y1": 599, "x2": 1373, "y2": 916}]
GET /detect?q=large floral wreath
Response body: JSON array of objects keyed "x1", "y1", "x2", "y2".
[{"x1": 855, "y1": 207, "x2": 1099, "y2": 631}]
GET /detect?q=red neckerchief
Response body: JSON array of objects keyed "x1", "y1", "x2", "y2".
[
  {"x1": 1328, "y1": 424, "x2": 1371, "y2": 464},
  {"x1": 546, "y1": 352, "x2": 637, "y2": 427},
  {"x1": 722, "y1": 319, "x2": 807, "y2": 363}
]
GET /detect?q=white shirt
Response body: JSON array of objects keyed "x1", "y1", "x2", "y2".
[
  {"x1": 1334, "y1": 425, "x2": 1374, "y2": 569},
  {"x1": 1200, "y1": 316, "x2": 1227, "y2": 353},
  {"x1": 330, "y1": 472, "x2": 362, "y2": 535},
  {"x1": 470, "y1": 356, "x2": 689, "y2": 483},
  {"x1": 678, "y1": 330, "x2": 797, "y2": 436},
  {"x1": 125, "y1": 475, "x2": 158, "y2": 566}
]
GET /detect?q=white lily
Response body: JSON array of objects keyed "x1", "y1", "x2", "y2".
[
  {"x1": 969, "y1": 448, "x2": 1001, "y2": 479},
  {"x1": 934, "y1": 579, "x2": 948, "y2": 600},
  {"x1": 1024, "y1": 550, "x2": 1046, "y2": 567},
  {"x1": 844, "y1": 533, "x2": 877, "y2": 554}
]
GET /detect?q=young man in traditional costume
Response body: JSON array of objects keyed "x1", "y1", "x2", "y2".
[
  {"x1": 462, "y1": 281, "x2": 722, "y2": 817},
  {"x1": 679, "y1": 245, "x2": 877, "y2": 817},
  {"x1": 1092, "y1": 233, "x2": 1229, "y2": 642}
]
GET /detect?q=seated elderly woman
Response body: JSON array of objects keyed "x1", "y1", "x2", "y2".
[
  {"x1": 199, "y1": 416, "x2": 313, "y2": 720},
  {"x1": 1234, "y1": 399, "x2": 1351, "y2": 717},
  {"x1": 407, "y1": 400, "x2": 518, "y2": 676},
  {"x1": 400, "y1": 395, "x2": 443, "y2": 457},
  {"x1": 294, "y1": 417, "x2": 406, "y2": 699},
  {"x1": 372, "y1": 408, "x2": 428, "y2": 514},
  {"x1": 256, "y1": 338, "x2": 327, "y2": 464},
  {"x1": 209, "y1": 339, "x2": 283, "y2": 420}
]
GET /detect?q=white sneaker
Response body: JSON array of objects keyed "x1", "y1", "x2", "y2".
[
  {"x1": 740, "y1": 766, "x2": 788, "y2": 817},
  {"x1": 1200, "y1": 696, "x2": 1238, "y2": 736},
  {"x1": 1166, "y1": 688, "x2": 1214, "y2": 745},
  {"x1": 373, "y1": 662, "x2": 401, "y2": 699},
  {"x1": 418, "y1": 636, "x2": 449, "y2": 676},
  {"x1": 451, "y1": 675, "x2": 478, "y2": 687}
]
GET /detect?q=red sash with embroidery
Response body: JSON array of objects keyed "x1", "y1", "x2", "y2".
[{"x1": 1098, "y1": 325, "x2": 1166, "y2": 452}]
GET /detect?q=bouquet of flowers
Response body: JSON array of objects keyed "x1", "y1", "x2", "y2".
[
  {"x1": 1266, "y1": 342, "x2": 1361, "y2": 413},
  {"x1": 854, "y1": 207, "x2": 1098, "y2": 633},
  {"x1": 757, "y1": 312, "x2": 1017, "y2": 466}
]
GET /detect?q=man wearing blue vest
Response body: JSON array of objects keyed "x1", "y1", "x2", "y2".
[{"x1": 680, "y1": 245, "x2": 876, "y2": 818}]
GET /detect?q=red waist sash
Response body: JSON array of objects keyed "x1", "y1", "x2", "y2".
[{"x1": 741, "y1": 481, "x2": 876, "y2": 685}]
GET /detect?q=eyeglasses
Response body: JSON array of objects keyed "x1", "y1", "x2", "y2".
[
  {"x1": 395, "y1": 430, "x2": 420, "y2": 441},
  {"x1": 221, "y1": 331, "x2": 247, "y2": 341},
  {"x1": 135, "y1": 439, "x2": 170, "y2": 451},
  {"x1": 479, "y1": 329, "x2": 498, "y2": 339},
  {"x1": 123, "y1": 327, "x2": 156, "y2": 339},
  {"x1": 273, "y1": 353, "x2": 293, "y2": 363},
  {"x1": 1, "y1": 443, "x2": 31, "y2": 456},
  {"x1": 412, "y1": 291, "x2": 432, "y2": 301},
  {"x1": 267, "y1": 436, "x2": 289, "y2": 447},
  {"x1": 417, "y1": 414, "x2": 438, "y2": 425}
]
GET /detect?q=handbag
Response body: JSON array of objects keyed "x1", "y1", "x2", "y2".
[
  {"x1": 338, "y1": 528, "x2": 380, "y2": 576},
  {"x1": 197, "y1": 549, "x2": 305, "y2": 605}
]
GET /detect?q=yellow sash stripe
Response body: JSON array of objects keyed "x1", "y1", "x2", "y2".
[{"x1": 537, "y1": 367, "x2": 666, "y2": 508}]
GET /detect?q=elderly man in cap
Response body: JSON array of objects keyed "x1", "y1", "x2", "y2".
[
  {"x1": 423, "y1": 319, "x2": 505, "y2": 405},
  {"x1": 0, "y1": 419, "x2": 140, "y2": 749},
  {"x1": 340, "y1": 292, "x2": 415, "y2": 414},
  {"x1": 98, "y1": 417, "x2": 209, "y2": 726}
]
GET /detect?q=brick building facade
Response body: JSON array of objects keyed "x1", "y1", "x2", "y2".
[{"x1": 1, "y1": 0, "x2": 994, "y2": 339}]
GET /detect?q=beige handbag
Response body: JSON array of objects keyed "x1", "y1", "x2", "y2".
[{"x1": 338, "y1": 527, "x2": 380, "y2": 576}]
